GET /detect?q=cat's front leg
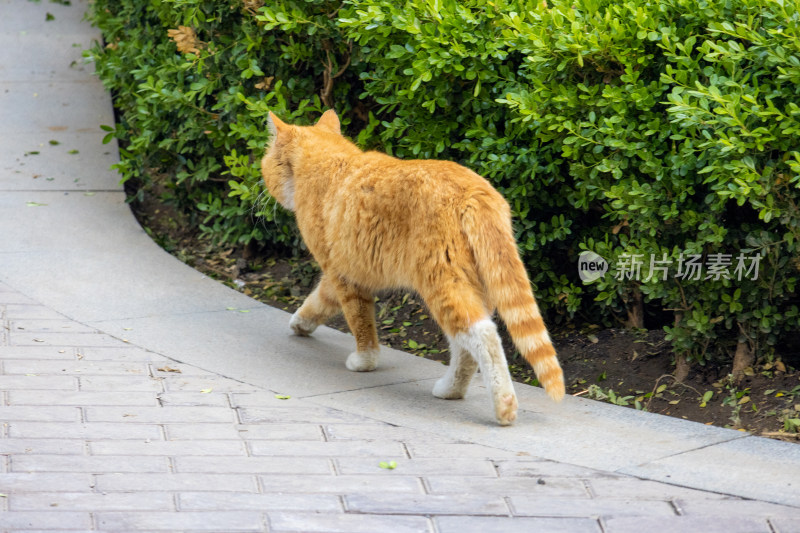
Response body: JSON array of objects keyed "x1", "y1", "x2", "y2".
[
  {"x1": 290, "y1": 274, "x2": 341, "y2": 336},
  {"x1": 333, "y1": 279, "x2": 380, "y2": 372}
]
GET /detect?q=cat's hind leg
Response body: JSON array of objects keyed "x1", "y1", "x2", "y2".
[
  {"x1": 290, "y1": 273, "x2": 341, "y2": 336},
  {"x1": 454, "y1": 318, "x2": 518, "y2": 425},
  {"x1": 332, "y1": 279, "x2": 380, "y2": 372},
  {"x1": 423, "y1": 284, "x2": 517, "y2": 425},
  {"x1": 432, "y1": 338, "x2": 478, "y2": 399}
]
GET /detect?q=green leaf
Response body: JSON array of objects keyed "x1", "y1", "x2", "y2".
[
  {"x1": 378, "y1": 460, "x2": 397, "y2": 470},
  {"x1": 700, "y1": 390, "x2": 713, "y2": 407}
]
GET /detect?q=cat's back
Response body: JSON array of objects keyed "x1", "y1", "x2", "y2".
[
  {"x1": 342, "y1": 151, "x2": 501, "y2": 211},
  {"x1": 318, "y1": 151, "x2": 508, "y2": 288}
]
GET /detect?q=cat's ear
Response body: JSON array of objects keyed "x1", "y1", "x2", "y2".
[
  {"x1": 316, "y1": 109, "x2": 341, "y2": 134},
  {"x1": 267, "y1": 111, "x2": 289, "y2": 140}
]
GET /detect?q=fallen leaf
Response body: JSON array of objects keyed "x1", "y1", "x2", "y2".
[
  {"x1": 775, "y1": 361, "x2": 787, "y2": 372},
  {"x1": 49, "y1": 140, "x2": 60, "y2": 145},
  {"x1": 587, "y1": 334, "x2": 599, "y2": 344},
  {"x1": 200, "y1": 388, "x2": 213, "y2": 393},
  {"x1": 274, "y1": 394, "x2": 291, "y2": 400},
  {"x1": 26, "y1": 201, "x2": 48, "y2": 207},
  {"x1": 378, "y1": 461, "x2": 397, "y2": 470},
  {"x1": 167, "y1": 26, "x2": 203, "y2": 55},
  {"x1": 157, "y1": 366, "x2": 182, "y2": 373},
  {"x1": 255, "y1": 76, "x2": 274, "y2": 90},
  {"x1": 700, "y1": 390, "x2": 713, "y2": 408},
  {"x1": 738, "y1": 396, "x2": 751, "y2": 405}
]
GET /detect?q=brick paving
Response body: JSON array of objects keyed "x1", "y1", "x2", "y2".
[{"x1": 2, "y1": 285, "x2": 798, "y2": 532}]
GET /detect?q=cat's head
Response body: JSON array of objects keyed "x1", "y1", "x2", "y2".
[{"x1": 260, "y1": 110, "x2": 341, "y2": 212}]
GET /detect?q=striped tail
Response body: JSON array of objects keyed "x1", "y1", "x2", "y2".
[{"x1": 462, "y1": 194, "x2": 565, "y2": 402}]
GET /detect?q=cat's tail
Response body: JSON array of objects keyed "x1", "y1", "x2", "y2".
[{"x1": 462, "y1": 193, "x2": 565, "y2": 402}]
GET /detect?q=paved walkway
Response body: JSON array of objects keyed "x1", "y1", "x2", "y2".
[{"x1": 1, "y1": 1, "x2": 799, "y2": 531}]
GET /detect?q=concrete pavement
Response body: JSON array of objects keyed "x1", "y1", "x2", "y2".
[{"x1": 1, "y1": 0, "x2": 799, "y2": 530}]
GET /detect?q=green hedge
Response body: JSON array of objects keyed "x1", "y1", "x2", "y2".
[{"x1": 87, "y1": 0, "x2": 800, "y2": 368}]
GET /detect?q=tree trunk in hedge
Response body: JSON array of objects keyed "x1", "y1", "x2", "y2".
[
  {"x1": 732, "y1": 340, "x2": 754, "y2": 382},
  {"x1": 674, "y1": 353, "x2": 690, "y2": 383},
  {"x1": 626, "y1": 288, "x2": 644, "y2": 329}
]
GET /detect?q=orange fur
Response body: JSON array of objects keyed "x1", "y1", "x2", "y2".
[{"x1": 261, "y1": 110, "x2": 564, "y2": 424}]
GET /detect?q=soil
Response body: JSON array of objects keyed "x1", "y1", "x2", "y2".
[{"x1": 131, "y1": 187, "x2": 800, "y2": 443}]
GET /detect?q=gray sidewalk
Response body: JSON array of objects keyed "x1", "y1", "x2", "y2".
[{"x1": 1, "y1": 1, "x2": 799, "y2": 531}]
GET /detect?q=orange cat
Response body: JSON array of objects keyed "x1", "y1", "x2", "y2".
[{"x1": 261, "y1": 110, "x2": 564, "y2": 425}]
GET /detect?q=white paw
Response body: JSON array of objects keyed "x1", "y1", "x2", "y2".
[
  {"x1": 432, "y1": 377, "x2": 465, "y2": 399},
  {"x1": 289, "y1": 312, "x2": 317, "y2": 336},
  {"x1": 494, "y1": 391, "x2": 518, "y2": 426},
  {"x1": 345, "y1": 349, "x2": 379, "y2": 372}
]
